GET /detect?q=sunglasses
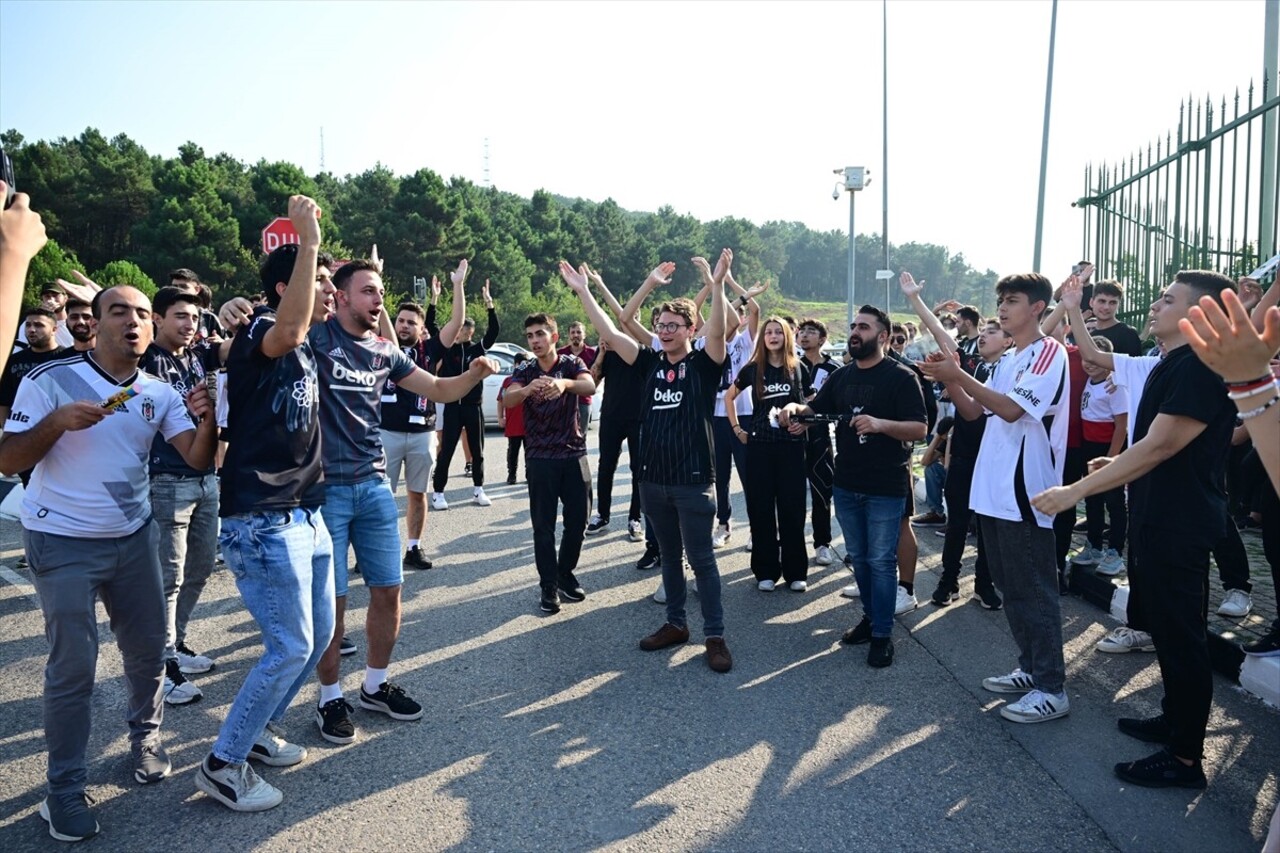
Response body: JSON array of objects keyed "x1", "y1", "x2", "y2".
[{"x1": 891, "y1": 336, "x2": 906, "y2": 344}]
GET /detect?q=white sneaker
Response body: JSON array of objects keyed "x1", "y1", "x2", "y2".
[
  {"x1": 1096, "y1": 548, "x2": 1125, "y2": 576},
  {"x1": 473, "y1": 487, "x2": 491, "y2": 507},
  {"x1": 745, "y1": 536, "x2": 753, "y2": 552},
  {"x1": 249, "y1": 722, "x2": 307, "y2": 767},
  {"x1": 757, "y1": 579, "x2": 775, "y2": 592},
  {"x1": 712, "y1": 524, "x2": 731, "y2": 548},
  {"x1": 1216, "y1": 589, "x2": 1253, "y2": 618},
  {"x1": 431, "y1": 492, "x2": 448, "y2": 511},
  {"x1": 628, "y1": 519, "x2": 643, "y2": 542},
  {"x1": 652, "y1": 582, "x2": 666, "y2": 604},
  {"x1": 894, "y1": 586, "x2": 918, "y2": 615},
  {"x1": 1070, "y1": 546, "x2": 1102, "y2": 566},
  {"x1": 789, "y1": 580, "x2": 808, "y2": 592},
  {"x1": 175, "y1": 643, "x2": 214, "y2": 674},
  {"x1": 163, "y1": 661, "x2": 202, "y2": 705},
  {"x1": 1000, "y1": 689, "x2": 1069, "y2": 723},
  {"x1": 195, "y1": 756, "x2": 283, "y2": 812},
  {"x1": 815, "y1": 545, "x2": 834, "y2": 566},
  {"x1": 1095, "y1": 626, "x2": 1155, "y2": 653},
  {"x1": 840, "y1": 583, "x2": 861, "y2": 599},
  {"x1": 982, "y1": 667, "x2": 1037, "y2": 694}
]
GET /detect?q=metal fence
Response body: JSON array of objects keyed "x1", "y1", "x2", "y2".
[{"x1": 1075, "y1": 75, "x2": 1280, "y2": 327}]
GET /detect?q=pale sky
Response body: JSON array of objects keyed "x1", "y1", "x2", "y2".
[{"x1": 0, "y1": 0, "x2": 1268, "y2": 282}]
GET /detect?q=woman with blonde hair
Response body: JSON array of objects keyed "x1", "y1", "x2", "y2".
[{"x1": 725, "y1": 317, "x2": 812, "y2": 590}]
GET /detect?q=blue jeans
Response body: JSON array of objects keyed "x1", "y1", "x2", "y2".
[
  {"x1": 833, "y1": 488, "x2": 905, "y2": 638},
  {"x1": 924, "y1": 460, "x2": 946, "y2": 516},
  {"x1": 640, "y1": 481, "x2": 724, "y2": 637},
  {"x1": 213, "y1": 508, "x2": 334, "y2": 765},
  {"x1": 325, "y1": 478, "x2": 403, "y2": 598}
]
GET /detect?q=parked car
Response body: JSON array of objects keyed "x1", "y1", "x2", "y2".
[{"x1": 480, "y1": 347, "x2": 602, "y2": 429}]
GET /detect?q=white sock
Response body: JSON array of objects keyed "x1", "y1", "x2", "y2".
[
  {"x1": 408, "y1": 539, "x2": 419, "y2": 549},
  {"x1": 318, "y1": 682, "x2": 343, "y2": 706},
  {"x1": 363, "y1": 667, "x2": 388, "y2": 695},
  {"x1": 474, "y1": 486, "x2": 483, "y2": 494}
]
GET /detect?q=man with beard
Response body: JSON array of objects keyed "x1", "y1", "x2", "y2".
[
  {"x1": 140, "y1": 287, "x2": 223, "y2": 706},
  {"x1": 0, "y1": 307, "x2": 72, "y2": 496},
  {"x1": 306, "y1": 260, "x2": 496, "y2": 748},
  {"x1": 18, "y1": 284, "x2": 74, "y2": 349},
  {"x1": 558, "y1": 321, "x2": 597, "y2": 438},
  {"x1": 64, "y1": 298, "x2": 96, "y2": 352},
  {"x1": 780, "y1": 306, "x2": 927, "y2": 668},
  {"x1": 1, "y1": 285, "x2": 216, "y2": 842}
]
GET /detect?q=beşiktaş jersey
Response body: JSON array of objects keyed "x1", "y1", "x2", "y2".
[
  {"x1": 6, "y1": 352, "x2": 193, "y2": 537},
  {"x1": 1080, "y1": 378, "x2": 1127, "y2": 444},
  {"x1": 714, "y1": 331, "x2": 753, "y2": 417},
  {"x1": 635, "y1": 346, "x2": 723, "y2": 486},
  {"x1": 510, "y1": 354, "x2": 590, "y2": 459},
  {"x1": 139, "y1": 341, "x2": 219, "y2": 476},
  {"x1": 380, "y1": 340, "x2": 436, "y2": 434},
  {"x1": 969, "y1": 337, "x2": 1070, "y2": 529},
  {"x1": 309, "y1": 318, "x2": 415, "y2": 485},
  {"x1": 1111, "y1": 353, "x2": 1161, "y2": 444},
  {"x1": 220, "y1": 307, "x2": 324, "y2": 517},
  {"x1": 733, "y1": 360, "x2": 810, "y2": 443}
]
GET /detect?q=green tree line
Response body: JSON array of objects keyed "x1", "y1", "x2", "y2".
[{"x1": 3, "y1": 127, "x2": 1003, "y2": 333}]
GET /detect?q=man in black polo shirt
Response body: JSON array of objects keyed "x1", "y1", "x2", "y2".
[
  {"x1": 1089, "y1": 280, "x2": 1144, "y2": 356},
  {"x1": 560, "y1": 251, "x2": 733, "y2": 673},
  {"x1": 1033, "y1": 270, "x2": 1237, "y2": 789},
  {"x1": 504, "y1": 313, "x2": 595, "y2": 613}
]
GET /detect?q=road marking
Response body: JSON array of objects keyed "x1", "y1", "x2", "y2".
[{"x1": 0, "y1": 566, "x2": 32, "y2": 588}]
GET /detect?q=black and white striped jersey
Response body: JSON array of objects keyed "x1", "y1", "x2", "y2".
[{"x1": 635, "y1": 346, "x2": 723, "y2": 486}]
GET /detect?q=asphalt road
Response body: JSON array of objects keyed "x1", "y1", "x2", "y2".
[{"x1": 0, "y1": 429, "x2": 1276, "y2": 851}]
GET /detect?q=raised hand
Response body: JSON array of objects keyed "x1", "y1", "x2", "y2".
[
  {"x1": 482, "y1": 279, "x2": 493, "y2": 307},
  {"x1": 1237, "y1": 277, "x2": 1262, "y2": 312},
  {"x1": 745, "y1": 281, "x2": 771, "y2": 300},
  {"x1": 646, "y1": 262, "x2": 675, "y2": 286},
  {"x1": 1180, "y1": 288, "x2": 1280, "y2": 383},
  {"x1": 899, "y1": 271, "x2": 924, "y2": 298},
  {"x1": 917, "y1": 350, "x2": 962, "y2": 382},
  {"x1": 450, "y1": 259, "x2": 469, "y2": 288},
  {"x1": 56, "y1": 270, "x2": 101, "y2": 303},
  {"x1": 431, "y1": 275, "x2": 441, "y2": 300},
  {"x1": 0, "y1": 182, "x2": 47, "y2": 262},
  {"x1": 691, "y1": 256, "x2": 714, "y2": 286},
  {"x1": 1060, "y1": 275, "x2": 1084, "y2": 309},
  {"x1": 583, "y1": 263, "x2": 606, "y2": 290},
  {"x1": 558, "y1": 260, "x2": 589, "y2": 294},
  {"x1": 287, "y1": 195, "x2": 322, "y2": 245},
  {"x1": 713, "y1": 248, "x2": 733, "y2": 284},
  {"x1": 370, "y1": 244, "x2": 383, "y2": 274}
]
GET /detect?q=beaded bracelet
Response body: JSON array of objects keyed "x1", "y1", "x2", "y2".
[
  {"x1": 1237, "y1": 394, "x2": 1280, "y2": 420},
  {"x1": 1227, "y1": 380, "x2": 1280, "y2": 401}
]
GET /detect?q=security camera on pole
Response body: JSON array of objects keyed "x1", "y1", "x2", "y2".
[{"x1": 832, "y1": 167, "x2": 871, "y2": 330}]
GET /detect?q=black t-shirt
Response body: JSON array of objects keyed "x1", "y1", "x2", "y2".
[
  {"x1": 220, "y1": 307, "x2": 325, "y2": 517},
  {"x1": 636, "y1": 346, "x2": 723, "y2": 486},
  {"x1": 887, "y1": 349, "x2": 937, "y2": 433},
  {"x1": 809, "y1": 356, "x2": 927, "y2": 497},
  {"x1": 510, "y1": 354, "x2": 589, "y2": 460},
  {"x1": 598, "y1": 349, "x2": 647, "y2": 422},
  {"x1": 1127, "y1": 345, "x2": 1234, "y2": 547},
  {"x1": 0, "y1": 346, "x2": 71, "y2": 407},
  {"x1": 734, "y1": 360, "x2": 809, "y2": 443},
  {"x1": 1093, "y1": 322, "x2": 1143, "y2": 357},
  {"x1": 435, "y1": 308, "x2": 500, "y2": 405},
  {"x1": 139, "y1": 342, "x2": 219, "y2": 476},
  {"x1": 380, "y1": 340, "x2": 436, "y2": 434}
]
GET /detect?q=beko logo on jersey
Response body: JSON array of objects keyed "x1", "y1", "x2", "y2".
[
  {"x1": 332, "y1": 363, "x2": 377, "y2": 387},
  {"x1": 654, "y1": 388, "x2": 684, "y2": 404},
  {"x1": 762, "y1": 383, "x2": 791, "y2": 394}
]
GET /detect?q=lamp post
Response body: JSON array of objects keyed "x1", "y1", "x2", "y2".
[{"x1": 834, "y1": 167, "x2": 871, "y2": 329}]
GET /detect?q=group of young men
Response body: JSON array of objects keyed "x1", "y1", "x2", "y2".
[{"x1": 2, "y1": 186, "x2": 1274, "y2": 841}]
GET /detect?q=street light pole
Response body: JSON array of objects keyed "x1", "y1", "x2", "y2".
[
  {"x1": 848, "y1": 189, "x2": 858, "y2": 329},
  {"x1": 1032, "y1": 0, "x2": 1059, "y2": 272}
]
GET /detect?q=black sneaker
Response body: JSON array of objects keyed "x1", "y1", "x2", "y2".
[
  {"x1": 585, "y1": 514, "x2": 610, "y2": 536},
  {"x1": 506, "y1": 475, "x2": 517, "y2": 485},
  {"x1": 1058, "y1": 571, "x2": 1071, "y2": 595},
  {"x1": 40, "y1": 792, "x2": 99, "y2": 842},
  {"x1": 316, "y1": 698, "x2": 357, "y2": 744},
  {"x1": 540, "y1": 592, "x2": 561, "y2": 614},
  {"x1": 931, "y1": 584, "x2": 960, "y2": 607},
  {"x1": 1114, "y1": 748, "x2": 1207, "y2": 789},
  {"x1": 403, "y1": 546, "x2": 433, "y2": 570},
  {"x1": 359, "y1": 681, "x2": 423, "y2": 721},
  {"x1": 868, "y1": 637, "x2": 894, "y2": 667},
  {"x1": 558, "y1": 579, "x2": 587, "y2": 603},
  {"x1": 339, "y1": 635, "x2": 357, "y2": 656},
  {"x1": 841, "y1": 616, "x2": 872, "y2": 645},
  {"x1": 1243, "y1": 628, "x2": 1280, "y2": 657},
  {"x1": 636, "y1": 544, "x2": 661, "y2": 571},
  {"x1": 1118, "y1": 715, "x2": 1173, "y2": 744},
  {"x1": 974, "y1": 586, "x2": 1004, "y2": 610}
]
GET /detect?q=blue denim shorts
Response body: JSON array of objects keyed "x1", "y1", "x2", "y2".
[{"x1": 324, "y1": 478, "x2": 403, "y2": 597}]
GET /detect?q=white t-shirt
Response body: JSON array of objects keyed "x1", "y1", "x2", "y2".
[
  {"x1": 970, "y1": 337, "x2": 1071, "y2": 529},
  {"x1": 6, "y1": 353, "x2": 193, "y2": 537},
  {"x1": 715, "y1": 331, "x2": 754, "y2": 417},
  {"x1": 1110, "y1": 353, "x2": 1161, "y2": 444},
  {"x1": 1080, "y1": 378, "x2": 1127, "y2": 424}
]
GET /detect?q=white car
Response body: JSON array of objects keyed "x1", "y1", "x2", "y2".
[{"x1": 480, "y1": 347, "x2": 602, "y2": 429}]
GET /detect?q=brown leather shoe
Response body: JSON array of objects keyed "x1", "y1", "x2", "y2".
[
  {"x1": 640, "y1": 623, "x2": 690, "y2": 651},
  {"x1": 705, "y1": 637, "x2": 733, "y2": 672}
]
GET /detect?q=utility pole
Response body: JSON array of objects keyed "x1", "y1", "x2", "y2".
[
  {"x1": 1032, "y1": 0, "x2": 1059, "y2": 272},
  {"x1": 1261, "y1": 0, "x2": 1278, "y2": 258},
  {"x1": 882, "y1": 0, "x2": 890, "y2": 309}
]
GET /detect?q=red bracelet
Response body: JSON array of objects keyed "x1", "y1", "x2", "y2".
[{"x1": 1224, "y1": 374, "x2": 1275, "y2": 389}]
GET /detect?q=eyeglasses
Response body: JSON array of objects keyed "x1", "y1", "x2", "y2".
[
  {"x1": 653, "y1": 322, "x2": 689, "y2": 334},
  {"x1": 891, "y1": 336, "x2": 906, "y2": 344}
]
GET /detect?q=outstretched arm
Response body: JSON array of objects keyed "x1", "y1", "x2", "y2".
[
  {"x1": 584, "y1": 265, "x2": 650, "y2": 343},
  {"x1": 438, "y1": 261, "x2": 468, "y2": 348},
  {"x1": 561, "y1": 261, "x2": 640, "y2": 364},
  {"x1": 480, "y1": 280, "x2": 500, "y2": 349},
  {"x1": 0, "y1": 183, "x2": 48, "y2": 373},
  {"x1": 620, "y1": 262, "x2": 676, "y2": 345},
  {"x1": 702, "y1": 248, "x2": 730, "y2": 365},
  {"x1": 899, "y1": 272, "x2": 958, "y2": 356}
]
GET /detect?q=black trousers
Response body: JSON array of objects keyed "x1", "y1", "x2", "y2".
[
  {"x1": 805, "y1": 434, "x2": 834, "y2": 548},
  {"x1": 1260, "y1": 472, "x2": 1280, "y2": 631},
  {"x1": 744, "y1": 441, "x2": 809, "y2": 583},
  {"x1": 596, "y1": 415, "x2": 642, "y2": 523},
  {"x1": 526, "y1": 457, "x2": 590, "y2": 594},
  {"x1": 1133, "y1": 527, "x2": 1213, "y2": 760},
  {"x1": 1053, "y1": 445, "x2": 1086, "y2": 571},
  {"x1": 938, "y1": 456, "x2": 994, "y2": 593},
  {"x1": 433, "y1": 402, "x2": 484, "y2": 492},
  {"x1": 506, "y1": 436, "x2": 524, "y2": 480},
  {"x1": 1081, "y1": 439, "x2": 1128, "y2": 552}
]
